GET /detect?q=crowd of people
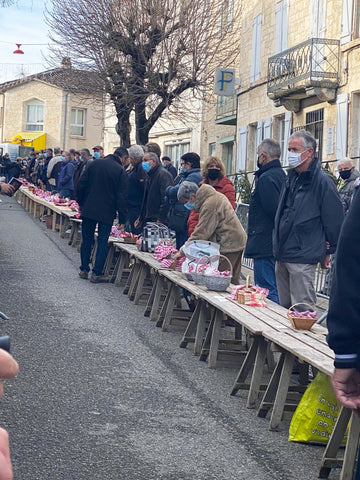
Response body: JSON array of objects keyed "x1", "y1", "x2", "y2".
[{"x1": 1, "y1": 129, "x2": 360, "y2": 477}]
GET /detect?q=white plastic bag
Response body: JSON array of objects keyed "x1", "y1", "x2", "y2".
[{"x1": 182, "y1": 240, "x2": 220, "y2": 261}]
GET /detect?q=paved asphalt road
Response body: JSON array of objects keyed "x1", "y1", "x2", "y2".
[{"x1": 0, "y1": 194, "x2": 340, "y2": 480}]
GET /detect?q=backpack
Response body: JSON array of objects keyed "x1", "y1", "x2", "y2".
[{"x1": 51, "y1": 161, "x2": 64, "y2": 181}]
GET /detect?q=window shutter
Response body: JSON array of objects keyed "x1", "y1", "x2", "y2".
[
  {"x1": 237, "y1": 126, "x2": 248, "y2": 171},
  {"x1": 282, "y1": 111, "x2": 292, "y2": 165},
  {"x1": 251, "y1": 14, "x2": 262, "y2": 82},
  {"x1": 275, "y1": 1, "x2": 288, "y2": 53},
  {"x1": 264, "y1": 118, "x2": 272, "y2": 139},
  {"x1": 340, "y1": 0, "x2": 354, "y2": 44},
  {"x1": 336, "y1": 93, "x2": 348, "y2": 159}
]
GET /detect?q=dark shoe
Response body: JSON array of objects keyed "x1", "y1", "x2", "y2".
[
  {"x1": 90, "y1": 273, "x2": 109, "y2": 283},
  {"x1": 78, "y1": 270, "x2": 89, "y2": 280}
]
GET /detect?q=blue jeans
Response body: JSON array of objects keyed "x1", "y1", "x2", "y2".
[
  {"x1": 253, "y1": 257, "x2": 279, "y2": 304},
  {"x1": 80, "y1": 218, "x2": 112, "y2": 276}
]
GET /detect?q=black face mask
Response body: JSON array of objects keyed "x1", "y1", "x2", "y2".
[
  {"x1": 257, "y1": 157, "x2": 262, "y2": 169},
  {"x1": 339, "y1": 169, "x2": 352, "y2": 180},
  {"x1": 208, "y1": 168, "x2": 220, "y2": 180}
]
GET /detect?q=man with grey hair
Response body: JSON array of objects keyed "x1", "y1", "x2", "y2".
[
  {"x1": 46, "y1": 147, "x2": 62, "y2": 192},
  {"x1": 127, "y1": 145, "x2": 147, "y2": 234},
  {"x1": 244, "y1": 138, "x2": 285, "y2": 303},
  {"x1": 337, "y1": 157, "x2": 360, "y2": 214},
  {"x1": 273, "y1": 130, "x2": 343, "y2": 310},
  {"x1": 135, "y1": 151, "x2": 173, "y2": 228}
]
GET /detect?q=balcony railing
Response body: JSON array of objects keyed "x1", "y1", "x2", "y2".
[
  {"x1": 267, "y1": 38, "x2": 340, "y2": 95},
  {"x1": 215, "y1": 95, "x2": 237, "y2": 124}
]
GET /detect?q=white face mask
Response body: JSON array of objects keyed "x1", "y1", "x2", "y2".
[{"x1": 288, "y1": 149, "x2": 308, "y2": 168}]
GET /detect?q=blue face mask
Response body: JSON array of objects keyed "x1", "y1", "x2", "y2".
[
  {"x1": 179, "y1": 166, "x2": 186, "y2": 174},
  {"x1": 61, "y1": 156, "x2": 66, "y2": 161},
  {"x1": 184, "y1": 201, "x2": 195, "y2": 211},
  {"x1": 93, "y1": 152, "x2": 101, "y2": 159},
  {"x1": 142, "y1": 161, "x2": 151, "y2": 172},
  {"x1": 44, "y1": 153, "x2": 47, "y2": 158}
]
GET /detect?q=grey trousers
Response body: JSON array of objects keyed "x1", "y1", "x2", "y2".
[{"x1": 275, "y1": 261, "x2": 317, "y2": 310}]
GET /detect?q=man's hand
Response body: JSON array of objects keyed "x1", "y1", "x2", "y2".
[
  {"x1": 118, "y1": 224, "x2": 125, "y2": 230},
  {"x1": 0, "y1": 428, "x2": 12, "y2": 480},
  {"x1": 134, "y1": 219, "x2": 141, "y2": 229},
  {"x1": 173, "y1": 250, "x2": 185, "y2": 262},
  {"x1": 0, "y1": 184, "x2": 15, "y2": 197},
  {"x1": 320, "y1": 253, "x2": 331, "y2": 269},
  {"x1": 331, "y1": 368, "x2": 360, "y2": 411}
]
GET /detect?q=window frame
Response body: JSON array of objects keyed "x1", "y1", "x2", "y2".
[{"x1": 70, "y1": 108, "x2": 86, "y2": 137}]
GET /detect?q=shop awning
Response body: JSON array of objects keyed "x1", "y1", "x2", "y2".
[{"x1": 8, "y1": 132, "x2": 46, "y2": 150}]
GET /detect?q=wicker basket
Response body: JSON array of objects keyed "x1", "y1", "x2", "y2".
[
  {"x1": 204, "y1": 255, "x2": 232, "y2": 291},
  {"x1": 185, "y1": 258, "x2": 207, "y2": 285},
  {"x1": 287, "y1": 303, "x2": 317, "y2": 330},
  {"x1": 237, "y1": 275, "x2": 267, "y2": 304}
]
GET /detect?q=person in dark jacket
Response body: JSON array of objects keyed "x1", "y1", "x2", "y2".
[
  {"x1": 273, "y1": 130, "x2": 343, "y2": 310},
  {"x1": 7, "y1": 158, "x2": 22, "y2": 179},
  {"x1": 57, "y1": 151, "x2": 77, "y2": 198},
  {"x1": 77, "y1": 151, "x2": 128, "y2": 282},
  {"x1": 127, "y1": 145, "x2": 147, "y2": 234},
  {"x1": 165, "y1": 152, "x2": 202, "y2": 249},
  {"x1": 244, "y1": 139, "x2": 285, "y2": 303},
  {"x1": 135, "y1": 152, "x2": 173, "y2": 228},
  {"x1": 162, "y1": 156, "x2": 177, "y2": 179},
  {"x1": 326, "y1": 186, "x2": 360, "y2": 478},
  {"x1": 40, "y1": 148, "x2": 53, "y2": 190},
  {"x1": 337, "y1": 157, "x2": 360, "y2": 214},
  {"x1": 73, "y1": 148, "x2": 93, "y2": 200}
]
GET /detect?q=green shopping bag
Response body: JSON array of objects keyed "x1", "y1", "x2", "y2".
[{"x1": 289, "y1": 371, "x2": 348, "y2": 445}]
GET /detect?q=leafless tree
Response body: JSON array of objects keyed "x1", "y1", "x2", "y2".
[
  {"x1": 1, "y1": 0, "x2": 16, "y2": 6},
  {"x1": 46, "y1": 0, "x2": 241, "y2": 146}
]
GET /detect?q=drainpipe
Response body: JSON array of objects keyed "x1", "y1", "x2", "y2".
[{"x1": 63, "y1": 92, "x2": 69, "y2": 150}]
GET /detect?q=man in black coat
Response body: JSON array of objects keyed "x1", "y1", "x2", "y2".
[
  {"x1": 244, "y1": 138, "x2": 285, "y2": 303},
  {"x1": 76, "y1": 149, "x2": 128, "y2": 282},
  {"x1": 134, "y1": 152, "x2": 173, "y2": 229}
]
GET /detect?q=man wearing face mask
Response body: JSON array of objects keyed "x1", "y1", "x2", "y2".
[
  {"x1": 273, "y1": 130, "x2": 343, "y2": 311},
  {"x1": 92, "y1": 145, "x2": 104, "y2": 159},
  {"x1": 244, "y1": 139, "x2": 285, "y2": 303},
  {"x1": 337, "y1": 157, "x2": 360, "y2": 214},
  {"x1": 134, "y1": 151, "x2": 173, "y2": 229}
]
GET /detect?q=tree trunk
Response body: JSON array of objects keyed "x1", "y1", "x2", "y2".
[
  {"x1": 115, "y1": 110, "x2": 132, "y2": 147},
  {"x1": 135, "y1": 102, "x2": 150, "y2": 146}
]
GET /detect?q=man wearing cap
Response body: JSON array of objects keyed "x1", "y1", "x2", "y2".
[{"x1": 92, "y1": 145, "x2": 104, "y2": 159}]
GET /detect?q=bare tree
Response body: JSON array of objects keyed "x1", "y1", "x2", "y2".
[{"x1": 46, "y1": 0, "x2": 241, "y2": 146}]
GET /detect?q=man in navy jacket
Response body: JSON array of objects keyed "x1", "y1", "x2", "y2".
[
  {"x1": 244, "y1": 138, "x2": 285, "y2": 303},
  {"x1": 273, "y1": 130, "x2": 343, "y2": 310}
]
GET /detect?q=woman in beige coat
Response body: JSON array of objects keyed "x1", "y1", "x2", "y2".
[{"x1": 175, "y1": 181, "x2": 247, "y2": 284}]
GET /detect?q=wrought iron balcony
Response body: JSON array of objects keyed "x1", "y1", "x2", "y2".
[
  {"x1": 267, "y1": 38, "x2": 340, "y2": 111},
  {"x1": 215, "y1": 95, "x2": 237, "y2": 125}
]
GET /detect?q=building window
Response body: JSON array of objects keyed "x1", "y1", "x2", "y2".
[
  {"x1": 165, "y1": 142, "x2": 190, "y2": 170},
  {"x1": 293, "y1": 109, "x2": 324, "y2": 161},
  {"x1": 26, "y1": 100, "x2": 44, "y2": 131},
  {"x1": 70, "y1": 109, "x2": 86, "y2": 137},
  {"x1": 222, "y1": 142, "x2": 233, "y2": 175},
  {"x1": 250, "y1": 14, "x2": 262, "y2": 82},
  {"x1": 209, "y1": 143, "x2": 216, "y2": 156}
]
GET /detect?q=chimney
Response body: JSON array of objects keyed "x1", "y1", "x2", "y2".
[{"x1": 61, "y1": 57, "x2": 72, "y2": 69}]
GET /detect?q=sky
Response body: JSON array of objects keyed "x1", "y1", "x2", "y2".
[{"x1": 0, "y1": 0, "x2": 51, "y2": 83}]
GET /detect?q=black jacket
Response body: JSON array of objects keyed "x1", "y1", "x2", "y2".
[
  {"x1": 140, "y1": 164, "x2": 174, "y2": 224},
  {"x1": 128, "y1": 162, "x2": 147, "y2": 210},
  {"x1": 327, "y1": 187, "x2": 360, "y2": 369},
  {"x1": 273, "y1": 158, "x2": 343, "y2": 264},
  {"x1": 77, "y1": 154, "x2": 128, "y2": 225},
  {"x1": 244, "y1": 159, "x2": 285, "y2": 258}
]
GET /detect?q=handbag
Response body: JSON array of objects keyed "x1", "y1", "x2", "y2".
[{"x1": 140, "y1": 222, "x2": 172, "y2": 253}]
